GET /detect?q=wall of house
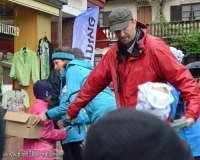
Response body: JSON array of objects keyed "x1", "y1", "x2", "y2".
[
  {"x1": 104, "y1": 0, "x2": 137, "y2": 20},
  {"x1": 68, "y1": 0, "x2": 87, "y2": 10},
  {"x1": 104, "y1": 0, "x2": 185, "y2": 23},
  {"x1": 62, "y1": 18, "x2": 75, "y2": 47},
  {"x1": 62, "y1": 0, "x2": 87, "y2": 16},
  {"x1": 163, "y1": 0, "x2": 180, "y2": 22}
]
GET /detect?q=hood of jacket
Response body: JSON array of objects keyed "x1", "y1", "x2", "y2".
[
  {"x1": 68, "y1": 59, "x2": 93, "y2": 70},
  {"x1": 61, "y1": 60, "x2": 93, "y2": 79}
]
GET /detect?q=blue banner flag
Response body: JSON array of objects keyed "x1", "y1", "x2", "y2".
[{"x1": 72, "y1": 6, "x2": 99, "y2": 66}]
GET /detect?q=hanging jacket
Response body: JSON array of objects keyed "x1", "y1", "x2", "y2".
[
  {"x1": 67, "y1": 21, "x2": 200, "y2": 121},
  {"x1": 10, "y1": 47, "x2": 40, "y2": 86},
  {"x1": 23, "y1": 99, "x2": 66, "y2": 160},
  {"x1": 170, "y1": 85, "x2": 200, "y2": 157},
  {"x1": 46, "y1": 59, "x2": 117, "y2": 124},
  {"x1": 37, "y1": 38, "x2": 53, "y2": 80}
]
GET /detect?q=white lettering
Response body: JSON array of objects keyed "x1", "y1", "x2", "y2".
[
  {"x1": 1, "y1": 23, "x2": 4, "y2": 33},
  {"x1": 16, "y1": 27, "x2": 20, "y2": 36},
  {"x1": 4, "y1": 25, "x2": 8, "y2": 34},
  {"x1": 13, "y1": 27, "x2": 16, "y2": 36},
  {"x1": 85, "y1": 16, "x2": 96, "y2": 61},
  {"x1": 12, "y1": 26, "x2": 14, "y2": 35},
  {"x1": 0, "y1": 23, "x2": 20, "y2": 36}
]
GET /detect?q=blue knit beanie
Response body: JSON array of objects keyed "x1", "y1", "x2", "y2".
[{"x1": 33, "y1": 81, "x2": 53, "y2": 100}]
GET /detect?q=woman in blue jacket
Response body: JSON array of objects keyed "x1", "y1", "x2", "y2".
[
  {"x1": 33, "y1": 47, "x2": 117, "y2": 159},
  {"x1": 169, "y1": 47, "x2": 200, "y2": 160},
  {"x1": 37, "y1": 48, "x2": 117, "y2": 124}
]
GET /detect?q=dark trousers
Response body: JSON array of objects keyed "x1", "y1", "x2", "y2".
[
  {"x1": 195, "y1": 156, "x2": 200, "y2": 160},
  {"x1": 62, "y1": 141, "x2": 83, "y2": 160}
]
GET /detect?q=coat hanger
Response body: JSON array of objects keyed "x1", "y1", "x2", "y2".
[
  {"x1": 23, "y1": 41, "x2": 26, "y2": 51},
  {"x1": 44, "y1": 32, "x2": 48, "y2": 42},
  {"x1": 12, "y1": 88, "x2": 21, "y2": 91}
]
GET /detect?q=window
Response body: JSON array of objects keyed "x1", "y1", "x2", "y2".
[
  {"x1": 170, "y1": 6, "x2": 182, "y2": 21},
  {"x1": 171, "y1": 3, "x2": 200, "y2": 21},
  {"x1": 182, "y1": 4, "x2": 200, "y2": 21},
  {"x1": 98, "y1": 11, "x2": 111, "y2": 27},
  {"x1": 94, "y1": 54, "x2": 103, "y2": 67}
]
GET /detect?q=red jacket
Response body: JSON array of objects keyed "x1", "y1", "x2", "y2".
[{"x1": 67, "y1": 22, "x2": 200, "y2": 121}]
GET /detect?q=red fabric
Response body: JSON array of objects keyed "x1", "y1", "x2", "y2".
[
  {"x1": 0, "y1": 41, "x2": 14, "y2": 53},
  {"x1": 67, "y1": 21, "x2": 200, "y2": 121},
  {"x1": 23, "y1": 99, "x2": 66, "y2": 160},
  {"x1": 95, "y1": 25, "x2": 109, "y2": 49}
]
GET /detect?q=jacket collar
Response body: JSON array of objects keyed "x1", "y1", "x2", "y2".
[{"x1": 19, "y1": 47, "x2": 30, "y2": 65}]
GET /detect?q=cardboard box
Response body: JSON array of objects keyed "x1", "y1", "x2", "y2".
[{"x1": 4, "y1": 112, "x2": 42, "y2": 139}]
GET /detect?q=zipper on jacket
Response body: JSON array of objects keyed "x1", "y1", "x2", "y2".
[
  {"x1": 116, "y1": 56, "x2": 121, "y2": 93},
  {"x1": 78, "y1": 125, "x2": 80, "y2": 134},
  {"x1": 66, "y1": 90, "x2": 80, "y2": 102},
  {"x1": 116, "y1": 54, "x2": 127, "y2": 93}
]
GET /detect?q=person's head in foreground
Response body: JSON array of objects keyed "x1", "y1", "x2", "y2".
[
  {"x1": 83, "y1": 109, "x2": 193, "y2": 160},
  {"x1": 108, "y1": 7, "x2": 137, "y2": 47},
  {"x1": 33, "y1": 80, "x2": 53, "y2": 102}
]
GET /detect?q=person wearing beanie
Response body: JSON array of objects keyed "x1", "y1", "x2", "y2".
[
  {"x1": 23, "y1": 80, "x2": 67, "y2": 160},
  {"x1": 83, "y1": 109, "x2": 194, "y2": 160},
  {"x1": 47, "y1": 47, "x2": 70, "y2": 130},
  {"x1": 169, "y1": 47, "x2": 200, "y2": 160},
  {"x1": 33, "y1": 47, "x2": 117, "y2": 124},
  {"x1": 33, "y1": 47, "x2": 117, "y2": 160}
]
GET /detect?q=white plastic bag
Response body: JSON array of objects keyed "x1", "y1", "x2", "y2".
[{"x1": 136, "y1": 82, "x2": 174, "y2": 120}]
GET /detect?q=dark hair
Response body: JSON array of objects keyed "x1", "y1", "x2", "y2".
[
  {"x1": 53, "y1": 46, "x2": 73, "y2": 66},
  {"x1": 54, "y1": 46, "x2": 71, "y2": 53}
]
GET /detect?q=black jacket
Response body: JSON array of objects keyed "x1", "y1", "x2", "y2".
[
  {"x1": 47, "y1": 69, "x2": 65, "y2": 128},
  {"x1": 47, "y1": 69, "x2": 62, "y2": 109}
]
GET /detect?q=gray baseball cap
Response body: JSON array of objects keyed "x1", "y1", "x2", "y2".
[{"x1": 108, "y1": 7, "x2": 133, "y2": 32}]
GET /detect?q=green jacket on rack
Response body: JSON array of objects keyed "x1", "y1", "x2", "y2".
[{"x1": 10, "y1": 47, "x2": 40, "y2": 86}]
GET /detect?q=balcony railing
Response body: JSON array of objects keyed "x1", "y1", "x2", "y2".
[{"x1": 101, "y1": 20, "x2": 200, "y2": 41}]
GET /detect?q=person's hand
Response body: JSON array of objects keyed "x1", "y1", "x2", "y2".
[
  {"x1": 32, "y1": 113, "x2": 47, "y2": 127},
  {"x1": 180, "y1": 116, "x2": 195, "y2": 127},
  {"x1": 66, "y1": 114, "x2": 76, "y2": 124},
  {"x1": 57, "y1": 119, "x2": 67, "y2": 129}
]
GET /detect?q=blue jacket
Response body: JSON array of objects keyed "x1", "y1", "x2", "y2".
[
  {"x1": 170, "y1": 84, "x2": 200, "y2": 157},
  {"x1": 46, "y1": 92, "x2": 90, "y2": 144},
  {"x1": 47, "y1": 59, "x2": 117, "y2": 124},
  {"x1": 60, "y1": 93, "x2": 90, "y2": 144}
]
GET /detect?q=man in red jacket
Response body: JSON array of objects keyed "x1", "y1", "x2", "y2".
[{"x1": 67, "y1": 7, "x2": 200, "y2": 127}]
